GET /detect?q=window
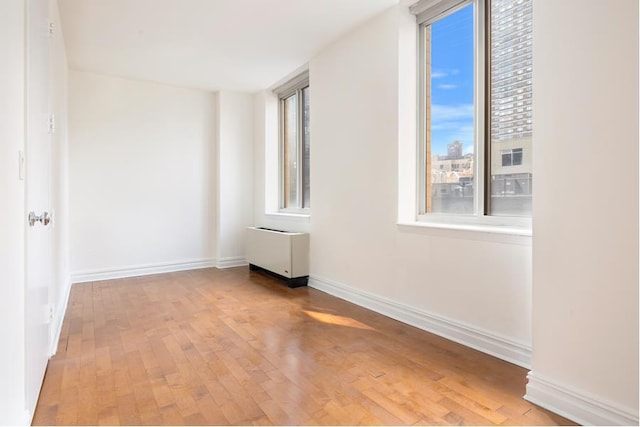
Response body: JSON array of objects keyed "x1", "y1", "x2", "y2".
[
  {"x1": 275, "y1": 72, "x2": 310, "y2": 212},
  {"x1": 412, "y1": 0, "x2": 532, "y2": 220},
  {"x1": 501, "y1": 148, "x2": 523, "y2": 167}
]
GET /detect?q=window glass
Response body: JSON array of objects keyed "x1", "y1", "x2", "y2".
[
  {"x1": 513, "y1": 148, "x2": 523, "y2": 165},
  {"x1": 501, "y1": 150, "x2": 512, "y2": 167},
  {"x1": 425, "y1": 2, "x2": 475, "y2": 214},
  {"x1": 282, "y1": 94, "x2": 298, "y2": 209},
  {"x1": 302, "y1": 86, "x2": 311, "y2": 209},
  {"x1": 489, "y1": 0, "x2": 532, "y2": 216},
  {"x1": 278, "y1": 77, "x2": 310, "y2": 212}
]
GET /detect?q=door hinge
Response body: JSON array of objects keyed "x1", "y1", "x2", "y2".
[
  {"x1": 45, "y1": 304, "x2": 54, "y2": 324},
  {"x1": 48, "y1": 114, "x2": 55, "y2": 134},
  {"x1": 18, "y1": 150, "x2": 25, "y2": 181},
  {"x1": 48, "y1": 21, "x2": 55, "y2": 38}
]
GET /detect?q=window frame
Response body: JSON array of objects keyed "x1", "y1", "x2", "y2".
[
  {"x1": 414, "y1": 0, "x2": 531, "y2": 229},
  {"x1": 275, "y1": 72, "x2": 310, "y2": 214}
]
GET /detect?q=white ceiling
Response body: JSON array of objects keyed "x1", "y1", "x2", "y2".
[{"x1": 58, "y1": 0, "x2": 398, "y2": 92}]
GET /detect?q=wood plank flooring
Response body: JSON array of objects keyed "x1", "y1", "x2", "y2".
[{"x1": 33, "y1": 267, "x2": 576, "y2": 425}]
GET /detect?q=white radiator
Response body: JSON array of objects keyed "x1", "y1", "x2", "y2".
[{"x1": 246, "y1": 227, "x2": 309, "y2": 287}]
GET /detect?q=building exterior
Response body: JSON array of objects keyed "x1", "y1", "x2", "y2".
[
  {"x1": 431, "y1": 144, "x2": 473, "y2": 185},
  {"x1": 489, "y1": 0, "x2": 532, "y2": 199}
]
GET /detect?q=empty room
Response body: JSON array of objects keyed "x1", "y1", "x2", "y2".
[{"x1": 0, "y1": 0, "x2": 637, "y2": 425}]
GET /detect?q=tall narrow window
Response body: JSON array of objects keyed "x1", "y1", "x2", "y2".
[
  {"x1": 413, "y1": 0, "x2": 532, "y2": 222},
  {"x1": 301, "y1": 86, "x2": 311, "y2": 209},
  {"x1": 423, "y1": 2, "x2": 475, "y2": 215},
  {"x1": 275, "y1": 72, "x2": 310, "y2": 212},
  {"x1": 282, "y1": 93, "x2": 299, "y2": 208}
]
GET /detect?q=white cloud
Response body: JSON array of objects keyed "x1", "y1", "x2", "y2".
[
  {"x1": 438, "y1": 83, "x2": 458, "y2": 90},
  {"x1": 432, "y1": 125, "x2": 475, "y2": 155},
  {"x1": 435, "y1": 124, "x2": 474, "y2": 140},
  {"x1": 431, "y1": 70, "x2": 448, "y2": 79},
  {"x1": 452, "y1": 125, "x2": 475, "y2": 145},
  {"x1": 431, "y1": 104, "x2": 474, "y2": 121}
]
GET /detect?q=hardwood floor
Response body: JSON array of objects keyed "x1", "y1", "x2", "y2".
[{"x1": 33, "y1": 267, "x2": 575, "y2": 426}]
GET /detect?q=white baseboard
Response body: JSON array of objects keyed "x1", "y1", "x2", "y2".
[
  {"x1": 217, "y1": 256, "x2": 248, "y2": 269},
  {"x1": 525, "y1": 371, "x2": 639, "y2": 426},
  {"x1": 24, "y1": 409, "x2": 33, "y2": 427},
  {"x1": 308, "y1": 275, "x2": 531, "y2": 368},
  {"x1": 71, "y1": 258, "x2": 217, "y2": 284}
]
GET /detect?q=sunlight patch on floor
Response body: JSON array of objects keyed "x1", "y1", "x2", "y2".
[{"x1": 303, "y1": 310, "x2": 375, "y2": 331}]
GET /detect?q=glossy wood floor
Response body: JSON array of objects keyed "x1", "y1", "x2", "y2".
[{"x1": 33, "y1": 267, "x2": 575, "y2": 426}]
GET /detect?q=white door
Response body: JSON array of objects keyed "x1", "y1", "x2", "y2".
[{"x1": 25, "y1": 0, "x2": 53, "y2": 414}]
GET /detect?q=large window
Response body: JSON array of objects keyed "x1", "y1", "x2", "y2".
[
  {"x1": 276, "y1": 72, "x2": 310, "y2": 212},
  {"x1": 413, "y1": 0, "x2": 532, "y2": 220}
]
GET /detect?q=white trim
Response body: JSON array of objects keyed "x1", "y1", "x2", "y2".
[
  {"x1": 308, "y1": 275, "x2": 531, "y2": 368},
  {"x1": 264, "y1": 212, "x2": 311, "y2": 222},
  {"x1": 49, "y1": 276, "x2": 72, "y2": 356},
  {"x1": 397, "y1": 221, "x2": 532, "y2": 246},
  {"x1": 525, "y1": 371, "x2": 639, "y2": 426},
  {"x1": 277, "y1": 208, "x2": 311, "y2": 216},
  {"x1": 272, "y1": 69, "x2": 309, "y2": 98},
  {"x1": 412, "y1": 214, "x2": 532, "y2": 235},
  {"x1": 24, "y1": 409, "x2": 33, "y2": 427},
  {"x1": 71, "y1": 258, "x2": 216, "y2": 283},
  {"x1": 216, "y1": 256, "x2": 248, "y2": 269},
  {"x1": 269, "y1": 63, "x2": 309, "y2": 93},
  {"x1": 410, "y1": 0, "x2": 469, "y2": 24}
]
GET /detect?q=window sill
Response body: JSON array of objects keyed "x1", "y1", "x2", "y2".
[
  {"x1": 265, "y1": 212, "x2": 311, "y2": 222},
  {"x1": 397, "y1": 219, "x2": 531, "y2": 245}
]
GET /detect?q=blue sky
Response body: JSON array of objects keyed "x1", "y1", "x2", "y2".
[{"x1": 430, "y1": 3, "x2": 474, "y2": 156}]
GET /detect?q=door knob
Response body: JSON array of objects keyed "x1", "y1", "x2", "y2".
[{"x1": 28, "y1": 211, "x2": 50, "y2": 227}]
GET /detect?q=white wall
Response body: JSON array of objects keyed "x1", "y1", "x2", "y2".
[
  {"x1": 69, "y1": 71, "x2": 217, "y2": 279},
  {"x1": 216, "y1": 91, "x2": 255, "y2": 266},
  {"x1": 0, "y1": 0, "x2": 27, "y2": 423},
  {"x1": 250, "y1": 6, "x2": 533, "y2": 365},
  {"x1": 527, "y1": 0, "x2": 639, "y2": 424},
  {"x1": 309, "y1": 7, "x2": 401, "y2": 301},
  {"x1": 311, "y1": 6, "x2": 533, "y2": 354}
]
